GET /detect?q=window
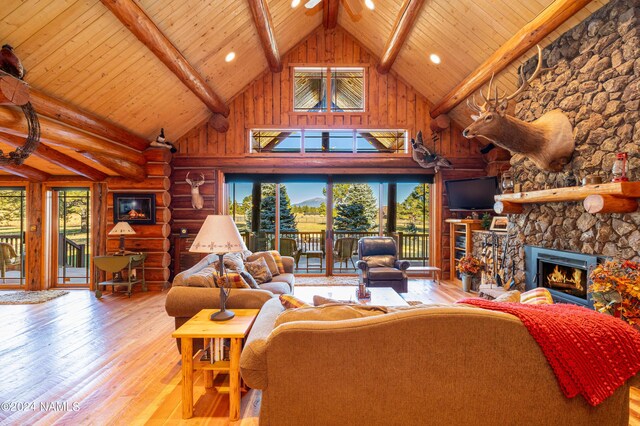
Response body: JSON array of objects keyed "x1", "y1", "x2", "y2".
[
  {"x1": 0, "y1": 188, "x2": 25, "y2": 285},
  {"x1": 251, "y1": 130, "x2": 302, "y2": 153},
  {"x1": 250, "y1": 129, "x2": 406, "y2": 154},
  {"x1": 293, "y1": 67, "x2": 365, "y2": 113}
]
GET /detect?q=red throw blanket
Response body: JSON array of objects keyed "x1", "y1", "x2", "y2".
[{"x1": 458, "y1": 298, "x2": 640, "y2": 406}]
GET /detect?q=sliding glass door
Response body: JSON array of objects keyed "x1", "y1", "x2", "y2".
[
  {"x1": 228, "y1": 177, "x2": 431, "y2": 276},
  {"x1": 0, "y1": 188, "x2": 25, "y2": 286}
]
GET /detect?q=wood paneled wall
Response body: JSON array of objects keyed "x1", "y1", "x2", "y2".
[
  {"x1": 105, "y1": 149, "x2": 172, "y2": 291},
  {"x1": 171, "y1": 26, "x2": 486, "y2": 278}
]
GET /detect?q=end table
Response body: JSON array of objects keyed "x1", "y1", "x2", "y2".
[{"x1": 172, "y1": 309, "x2": 259, "y2": 420}]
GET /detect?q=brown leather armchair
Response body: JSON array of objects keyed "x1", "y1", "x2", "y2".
[{"x1": 356, "y1": 237, "x2": 409, "y2": 293}]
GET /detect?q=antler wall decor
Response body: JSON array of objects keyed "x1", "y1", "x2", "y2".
[
  {"x1": 462, "y1": 46, "x2": 574, "y2": 172},
  {"x1": 185, "y1": 172, "x2": 205, "y2": 210}
]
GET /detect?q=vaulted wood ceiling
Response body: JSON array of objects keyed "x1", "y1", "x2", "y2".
[{"x1": 0, "y1": 0, "x2": 609, "y2": 179}]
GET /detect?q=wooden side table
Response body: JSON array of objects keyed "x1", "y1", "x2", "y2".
[
  {"x1": 172, "y1": 309, "x2": 259, "y2": 420},
  {"x1": 93, "y1": 253, "x2": 146, "y2": 298}
]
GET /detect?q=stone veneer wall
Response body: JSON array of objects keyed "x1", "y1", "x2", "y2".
[{"x1": 507, "y1": 0, "x2": 640, "y2": 289}]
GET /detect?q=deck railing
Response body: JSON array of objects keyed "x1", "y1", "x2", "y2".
[
  {"x1": 0, "y1": 234, "x2": 22, "y2": 254},
  {"x1": 241, "y1": 230, "x2": 429, "y2": 261},
  {"x1": 58, "y1": 235, "x2": 86, "y2": 268}
]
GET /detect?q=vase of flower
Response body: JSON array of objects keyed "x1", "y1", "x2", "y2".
[
  {"x1": 456, "y1": 255, "x2": 483, "y2": 293},
  {"x1": 462, "y1": 274, "x2": 473, "y2": 292}
]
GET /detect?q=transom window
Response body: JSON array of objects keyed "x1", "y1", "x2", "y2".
[
  {"x1": 251, "y1": 129, "x2": 406, "y2": 154},
  {"x1": 293, "y1": 67, "x2": 365, "y2": 112}
]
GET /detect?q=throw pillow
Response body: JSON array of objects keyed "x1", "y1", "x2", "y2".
[
  {"x1": 313, "y1": 295, "x2": 354, "y2": 306},
  {"x1": 279, "y1": 294, "x2": 311, "y2": 309},
  {"x1": 520, "y1": 288, "x2": 553, "y2": 305},
  {"x1": 239, "y1": 271, "x2": 260, "y2": 289},
  {"x1": 247, "y1": 252, "x2": 280, "y2": 276},
  {"x1": 275, "y1": 304, "x2": 389, "y2": 327},
  {"x1": 184, "y1": 266, "x2": 218, "y2": 287},
  {"x1": 213, "y1": 271, "x2": 251, "y2": 289},
  {"x1": 212, "y1": 252, "x2": 246, "y2": 272},
  {"x1": 269, "y1": 250, "x2": 286, "y2": 274},
  {"x1": 493, "y1": 290, "x2": 522, "y2": 303},
  {"x1": 244, "y1": 257, "x2": 273, "y2": 284}
]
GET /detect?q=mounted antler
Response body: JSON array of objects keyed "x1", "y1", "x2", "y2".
[
  {"x1": 185, "y1": 172, "x2": 205, "y2": 210},
  {"x1": 463, "y1": 45, "x2": 574, "y2": 172}
]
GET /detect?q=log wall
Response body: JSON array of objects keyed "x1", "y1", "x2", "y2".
[{"x1": 106, "y1": 149, "x2": 172, "y2": 291}]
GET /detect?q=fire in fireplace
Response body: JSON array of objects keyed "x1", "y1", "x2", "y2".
[
  {"x1": 540, "y1": 262, "x2": 586, "y2": 299},
  {"x1": 525, "y1": 246, "x2": 599, "y2": 308}
]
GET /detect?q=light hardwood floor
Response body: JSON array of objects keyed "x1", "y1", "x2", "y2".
[{"x1": 0, "y1": 280, "x2": 638, "y2": 425}]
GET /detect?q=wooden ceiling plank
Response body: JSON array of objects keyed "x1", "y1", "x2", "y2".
[
  {"x1": 0, "y1": 163, "x2": 50, "y2": 182},
  {"x1": 100, "y1": 0, "x2": 231, "y2": 132},
  {"x1": 430, "y1": 0, "x2": 594, "y2": 117},
  {"x1": 29, "y1": 88, "x2": 150, "y2": 151},
  {"x1": 323, "y1": 0, "x2": 339, "y2": 29},
  {"x1": 377, "y1": 0, "x2": 427, "y2": 74},
  {"x1": 247, "y1": 0, "x2": 283, "y2": 73},
  {"x1": 0, "y1": 132, "x2": 109, "y2": 181},
  {"x1": 0, "y1": 106, "x2": 146, "y2": 166}
]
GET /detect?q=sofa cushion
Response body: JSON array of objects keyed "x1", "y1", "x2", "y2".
[
  {"x1": 279, "y1": 294, "x2": 311, "y2": 309},
  {"x1": 313, "y1": 295, "x2": 353, "y2": 306},
  {"x1": 368, "y1": 267, "x2": 404, "y2": 280},
  {"x1": 239, "y1": 271, "x2": 260, "y2": 289},
  {"x1": 181, "y1": 266, "x2": 217, "y2": 287},
  {"x1": 268, "y1": 250, "x2": 286, "y2": 274},
  {"x1": 212, "y1": 252, "x2": 246, "y2": 272},
  {"x1": 274, "y1": 304, "x2": 389, "y2": 327},
  {"x1": 259, "y1": 281, "x2": 291, "y2": 295},
  {"x1": 247, "y1": 252, "x2": 280, "y2": 276},
  {"x1": 245, "y1": 257, "x2": 273, "y2": 284},
  {"x1": 272, "y1": 272, "x2": 294, "y2": 286}
]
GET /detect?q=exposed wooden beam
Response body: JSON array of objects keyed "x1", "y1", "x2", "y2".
[
  {"x1": 0, "y1": 132, "x2": 108, "y2": 181},
  {"x1": 0, "y1": 73, "x2": 29, "y2": 106},
  {"x1": 100, "y1": 0, "x2": 230, "y2": 132},
  {"x1": 247, "y1": 0, "x2": 283, "y2": 73},
  {"x1": 0, "y1": 106, "x2": 146, "y2": 166},
  {"x1": 377, "y1": 0, "x2": 426, "y2": 74},
  {"x1": 83, "y1": 152, "x2": 146, "y2": 182},
  {"x1": 323, "y1": 0, "x2": 340, "y2": 29},
  {"x1": 430, "y1": 0, "x2": 593, "y2": 117},
  {"x1": 0, "y1": 163, "x2": 50, "y2": 181},
  {"x1": 29, "y1": 89, "x2": 149, "y2": 151}
]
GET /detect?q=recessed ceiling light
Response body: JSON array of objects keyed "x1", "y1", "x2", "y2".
[
  {"x1": 365, "y1": 0, "x2": 375, "y2": 10},
  {"x1": 291, "y1": 0, "x2": 300, "y2": 7},
  {"x1": 225, "y1": 52, "x2": 236, "y2": 62},
  {"x1": 429, "y1": 53, "x2": 441, "y2": 64}
]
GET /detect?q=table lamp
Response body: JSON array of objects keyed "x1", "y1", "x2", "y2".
[
  {"x1": 109, "y1": 222, "x2": 136, "y2": 254},
  {"x1": 190, "y1": 215, "x2": 245, "y2": 321}
]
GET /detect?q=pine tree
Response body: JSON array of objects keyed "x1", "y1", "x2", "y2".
[
  {"x1": 246, "y1": 184, "x2": 297, "y2": 232},
  {"x1": 398, "y1": 184, "x2": 429, "y2": 232},
  {"x1": 342, "y1": 184, "x2": 377, "y2": 224},
  {"x1": 334, "y1": 203, "x2": 371, "y2": 231}
]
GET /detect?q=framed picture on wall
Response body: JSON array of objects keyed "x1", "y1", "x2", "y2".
[
  {"x1": 113, "y1": 193, "x2": 156, "y2": 225},
  {"x1": 489, "y1": 216, "x2": 508, "y2": 232}
]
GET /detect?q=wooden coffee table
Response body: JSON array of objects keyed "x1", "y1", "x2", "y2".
[
  {"x1": 172, "y1": 309, "x2": 259, "y2": 420},
  {"x1": 294, "y1": 286, "x2": 409, "y2": 306}
]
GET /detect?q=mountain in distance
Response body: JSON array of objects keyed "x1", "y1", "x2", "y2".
[{"x1": 294, "y1": 197, "x2": 325, "y2": 208}]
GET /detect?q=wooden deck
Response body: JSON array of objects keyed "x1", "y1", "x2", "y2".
[{"x1": 0, "y1": 281, "x2": 638, "y2": 425}]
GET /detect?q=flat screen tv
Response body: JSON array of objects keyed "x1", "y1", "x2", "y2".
[{"x1": 445, "y1": 177, "x2": 499, "y2": 211}]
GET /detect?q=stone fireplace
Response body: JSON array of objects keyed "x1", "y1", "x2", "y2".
[
  {"x1": 524, "y1": 246, "x2": 600, "y2": 307},
  {"x1": 500, "y1": 0, "x2": 640, "y2": 292}
]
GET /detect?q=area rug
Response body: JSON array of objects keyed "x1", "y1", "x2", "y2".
[
  {"x1": 295, "y1": 276, "x2": 359, "y2": 286},
  {"x1": 0, "y1": 290, "x2": 69, "y2": 305}
]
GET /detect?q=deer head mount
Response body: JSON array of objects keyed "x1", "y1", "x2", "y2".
[
  {"x1": 462, "y1": 46, "x2": 574, "y2": 172},
  {"x1": 185, "y1": 172, "x2": 205, "y2": 210}
]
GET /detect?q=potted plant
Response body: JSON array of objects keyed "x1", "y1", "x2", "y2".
[
  {"x1": 589, "y1": 259, "x2": 640, "y2": 327},
  {"x1": 456, "y1": 255, "x2": 483, "y2": 292}
]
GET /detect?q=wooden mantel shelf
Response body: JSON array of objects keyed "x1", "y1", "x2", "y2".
[{"x1": 494, "y1": 182, "x2": 640, "y2": 214}]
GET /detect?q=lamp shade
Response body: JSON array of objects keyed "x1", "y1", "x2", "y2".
[
  {"x1": 190, "y1": 215, "x2": 244, "y2": 254},
  {"x1": 109, "y1": 221, "x2": 136, "y2": 236}
]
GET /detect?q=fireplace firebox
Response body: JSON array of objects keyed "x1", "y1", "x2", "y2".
[{"x1": 524, "y1": 246, "x2": 599, "y2": 308}]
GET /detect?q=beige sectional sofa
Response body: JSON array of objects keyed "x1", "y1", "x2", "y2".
[{"x1": 240, "y1": 297, "x2": 639, "y2": 426}]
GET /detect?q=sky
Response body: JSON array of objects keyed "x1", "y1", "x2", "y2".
[{"x1": 230, "y1": 182, "x2": 419, "y2": 205}]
